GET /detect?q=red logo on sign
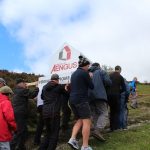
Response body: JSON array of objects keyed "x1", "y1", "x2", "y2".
[
  {"x1": 51, "y1": 62, "x2": 78, "y2": 73},
  {"x1": 59, "y1": 46, "x2": 71, "y2": 60}
]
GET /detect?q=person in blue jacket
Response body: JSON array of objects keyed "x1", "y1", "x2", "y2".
[
  {"x1": 129, "y1": 77, "x2": 138, "y2": 109},
  {"x1": 88, "y1": 63, "x2": 111, "y2": 141}
]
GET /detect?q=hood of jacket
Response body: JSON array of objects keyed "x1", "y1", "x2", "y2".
[
  {"x1": 88, "y1": 66, "x2": 100, "y2": 73},
  {"x1": 0, "y1": 93, "x2": 9, "y2": 103}
]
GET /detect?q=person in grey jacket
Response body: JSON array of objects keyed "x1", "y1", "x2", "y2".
[{"x1": 88, "y1": 63, "x2": 112, "y2": 141}]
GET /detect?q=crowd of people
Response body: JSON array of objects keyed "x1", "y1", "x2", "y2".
[{"x1": 0, "y1": 56, "x2": 138, "y2": 150}]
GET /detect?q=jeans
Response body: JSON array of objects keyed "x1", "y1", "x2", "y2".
[
  {"x1": 119, "y1": 92, "x2": 128, "y2": 129},
  {"x1": 0, "y1": 142, "x2": 10, "y2": 150}
]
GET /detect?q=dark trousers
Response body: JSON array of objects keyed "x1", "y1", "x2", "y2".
[
  {"x1": 61, "y1": 96, "x2": 71, "y2": 130},
  {"x1": 10, "y1": 113, "x2": 28, "y2": 150},
  {"x1": 109, "y1": 94, "x2": 121, "y2": 131},
  {"x1": 39, "y1": 116, "x2": 60, "y2": 150},
  {"x1": 34, "y1": 105, "x2": 44, "y2": 144}
]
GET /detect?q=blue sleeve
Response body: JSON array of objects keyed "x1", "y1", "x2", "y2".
[{"x1": 125, "y1": 81, "x2": 130, "y2": 95}]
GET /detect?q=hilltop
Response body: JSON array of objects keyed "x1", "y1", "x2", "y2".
[{"x1": 0, "y1": 69, "x2": 42, "y2": 88}]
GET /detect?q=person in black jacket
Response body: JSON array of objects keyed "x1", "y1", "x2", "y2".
[
  {"x1": 39, "y1": 74, "x2": 68, "y2": 150},
  {"x1": 10, "y1": 78, "x2": 39, "y2": 150},
  {"x1": 108, "y1": 66, "x2": 126, "y2": 131},
  {"x1": 68, "y1": 56, "x2": 94, "y2": 150}
]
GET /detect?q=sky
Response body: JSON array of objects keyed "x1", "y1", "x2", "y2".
[{"x1": 0, "y1": 0, "x2": 150, "y2": 82}]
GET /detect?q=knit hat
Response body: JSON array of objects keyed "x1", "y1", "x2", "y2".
[
  {"x1": 0, "y1": 86, "x2": 14, "y2": 94},
  {"x1": 0, "y1": 78, "x2": 6, "y2": 85},
  {"x1": 78, "y1": 56, "x2": 90, "y2": 67},
  {"x1": 16, "y1": 78, "x2": 25, "y2": 84},
  {"x1": 51, "y1": 74, "x2": 59, "y2": 80}
]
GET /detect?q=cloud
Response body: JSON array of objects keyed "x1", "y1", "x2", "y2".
[
  {"x1": 12, "y1": 69, "x2": 24, "y2": 73},
  {"x1": 0, "y1": 0, "x2": 150, "y2": 82}
]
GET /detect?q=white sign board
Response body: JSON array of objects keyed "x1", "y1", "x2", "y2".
[{"x1": 37, "y1": 43, "x2": 91, "y2": 106}]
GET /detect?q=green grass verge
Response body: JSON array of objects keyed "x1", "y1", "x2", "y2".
[
  {"x1": 90, "y1": 124, "x2": 150, "y2": 150},
  {"x1": 137, "y1": 84, "x2": 150, "y2": 95},
  {"x1": 58, "y1": 124, "x2": 150, "y2": 150}
]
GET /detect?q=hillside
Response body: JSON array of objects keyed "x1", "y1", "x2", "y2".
[{"x1": 0, "y1": 69, "x2": 41, "y2": 88}]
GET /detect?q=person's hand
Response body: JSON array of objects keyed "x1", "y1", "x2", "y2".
[
  {"x1": 89, "y1": 72, "x2": 93, "y2": 78},
  {"x1": 65, "y1": 84, "x2": 69, "y2": 91}
]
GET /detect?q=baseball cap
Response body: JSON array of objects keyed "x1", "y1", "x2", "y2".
[
  {"x1": 0, "y1": 86, "x2": 14, "y2": 94},
  {"x1": 51, "y1": 74, "x2": 59, "y2": 80},
  {"x1": 0, "y1": 78, "x2": 6, "y2": 85}
]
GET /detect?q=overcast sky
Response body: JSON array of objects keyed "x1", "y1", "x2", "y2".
[{"x1": 0, "y1": 0, "x2": 150, "y2": 82}]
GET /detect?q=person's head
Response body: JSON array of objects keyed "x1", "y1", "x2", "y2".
[
  {"x1": 0, "y1": 85, "x2": 14, "y2": 97},
  {"x1": 0, "y1": 78, "x2": 6, "y2": 88},
  {"x1": 78, "y1": 56, "x2": 90, "y2": 71},
  {"x1": 51, "y1": 74, "x2": 60, "y2": 84},
  {"x1": 16, "y1": 78, "x2": 27, "y2": 88},
  {"x1": 115, "y1": 65, "x2": 122, "y2": 73},
  {"x1": 133, "y1": 77, "x2": 137, "y2": 82},
  {"x1": 92, "y1": 62, "x2": 100, "y2": 68}
]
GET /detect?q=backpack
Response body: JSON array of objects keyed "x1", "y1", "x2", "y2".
[{"x1": 128, "y1": 81, "x2": 135, "y2": 92}]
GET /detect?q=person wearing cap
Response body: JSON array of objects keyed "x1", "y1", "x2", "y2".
[
  {"x1": 39, "y1": 74, "x2": 68, "y2": 150},
  {"x1": 68, "y1": 56, "x2": 94, "y2": 150},
  {"x1": 0, "y1": 78, "x2": 6, "y2": 88},
  {"x1": 0, "y1": 86, "x2": 17, "y2": 150},
  {"x1": 108, "y1": 66, "x2": 126, "y2": 131},
  {"x1": 88, "y1": 63, "x2": 112, "y2": 141},
  {"x1": 10, "y1": 78, "x2": 39, "y2": 150}
]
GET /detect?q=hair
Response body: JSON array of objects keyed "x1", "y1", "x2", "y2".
[
  {"x1": 115, "y1": 65, "x2": 121, "y2": 71},
  {"x1": 79, "y1": 55, "x2": 83, "y2": 60},
  {"x1": 133, "y1": 77, "x2": 137, "y2": 81}
]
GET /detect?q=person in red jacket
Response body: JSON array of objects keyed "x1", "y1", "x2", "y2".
[{"x1": 0, "y1": 86, "x2": 17, "y2": 150}]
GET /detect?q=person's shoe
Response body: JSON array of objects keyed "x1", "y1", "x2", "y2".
[
  {"x1": 91, "y1": 130, "x2": 106, "y2": 141},
  {"x1": 68, "y1": 138, "x2": 79, "y2": 149},
  {"x1": 81, "y1": 146, "x2": 93, "y2": 150}
]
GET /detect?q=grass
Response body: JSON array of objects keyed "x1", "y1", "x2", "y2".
[
  {"x1": 137, "y1": 84, "x2": 150, "y2": 95},
  {"x1": 92, "y1": 124, "x2": 150, "y2": 150},
  {"x1": 58, "y1": 124, "x2": 150, "y2": 150}
]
